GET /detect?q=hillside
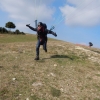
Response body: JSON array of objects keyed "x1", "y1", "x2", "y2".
[{"x1": 0, "y1": 34, "x2": 100, "y2": 100}]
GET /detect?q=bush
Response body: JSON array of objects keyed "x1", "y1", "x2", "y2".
[
  {"x1": 15, "y1": 29, "x2": 20, "y2": 34},
  {"x1": 20, "y1": 32, "x2": 25, "y2": 35},
  {"x1": 14, "y1": 30, "x2": 25, "y2": 35},
  {"x1": 0, "y1": 27, "x2": 8, "y2": 33}
]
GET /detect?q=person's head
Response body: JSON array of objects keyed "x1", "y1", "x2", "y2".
[
  {"x1": 38, "y1": 22, "x2": 43, "y2": 26},
  {"x1": 37, "y1": 22, "x2": 43, "y2": 31}
]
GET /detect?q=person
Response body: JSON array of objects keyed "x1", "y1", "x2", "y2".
[
  {"x1": 89, "y1": 42, "x2": 93, "y2": 47},
  {"x1": 26, "y1": 22, "x2": 57, "y2": 60}
]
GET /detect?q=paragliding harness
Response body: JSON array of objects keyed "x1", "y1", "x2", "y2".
[{"x1": 37, "y1": 23, "x2": 47, "y2": 45}]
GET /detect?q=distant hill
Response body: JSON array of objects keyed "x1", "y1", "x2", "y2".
[{"x1": 0, "y1": 34, "x2": 100, "y2": 100}]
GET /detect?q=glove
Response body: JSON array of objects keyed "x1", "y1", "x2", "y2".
[
  {"x1": 54, "y1": 33, "x2": 57, "y2": 37},
  {"x1": 26, "y1": 24, "x2": 30, "y2": 27}
]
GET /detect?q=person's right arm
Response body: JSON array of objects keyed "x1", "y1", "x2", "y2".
[{"x1": 26, "y1": 24, "x2": 37, "y2": 31}]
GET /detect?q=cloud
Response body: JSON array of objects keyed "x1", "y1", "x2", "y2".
[
  {"x1": 0, "y1": 0, "x2": 55, "y2": 21},
  {"x1": 60, "y1": 0, "x2": 100, "y2": 26},
  {"x1": 0, "y1": 0, "x2": 55, "y2": 32}
]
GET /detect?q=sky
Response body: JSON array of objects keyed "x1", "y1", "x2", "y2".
[{"x1": 0, "y1": 0, "x2": 100, "y2": 48}]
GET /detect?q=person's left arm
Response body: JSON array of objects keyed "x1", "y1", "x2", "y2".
[{"x1": 45, "y1": 29, "x2": 57, "y2": 37}]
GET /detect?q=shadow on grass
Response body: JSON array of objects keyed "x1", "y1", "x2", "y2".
[
  {"x1": 51, "y1": 55, "x2": 73, "y2": 60},
  {"x1": 0, "y1": 66, "x2": 4, "y2": 69},
  {"x1": 42, "y1": 54, "x2": 73, "y2": 60}
]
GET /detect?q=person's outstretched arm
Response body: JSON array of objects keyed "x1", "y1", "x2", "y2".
[
  {"x1": 46, "y1": 29, "x2": 57, "y2": 37},
  {"x1": 26, "y1": 24, "x2": 37, "y2": 31}
]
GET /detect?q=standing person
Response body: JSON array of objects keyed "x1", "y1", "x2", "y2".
[{"x1": 26, "y1": 22, "x2": 57, "y2": 60}]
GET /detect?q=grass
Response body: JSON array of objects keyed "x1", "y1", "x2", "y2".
[
  {"x1": 0, "y1": 34, "x2": 100, "y2": 100},
  {"x1": 50, "y1": 87, "x2": 61, "y2": 97},
  {"x1": 0, "y1": 34, "x2": 57, "y2": 43},
  {"x1": 0, "y1": 34, "x2": 37, "y2": 43}
]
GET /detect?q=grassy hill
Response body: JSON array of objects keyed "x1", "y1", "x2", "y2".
[{"x1": 0, "y1": 34, "x2": 100, "y2": 100}]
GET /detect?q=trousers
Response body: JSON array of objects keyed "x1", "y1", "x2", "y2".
[{"x1": 36, "y1": 39, "x2": 47, "y2": 57}]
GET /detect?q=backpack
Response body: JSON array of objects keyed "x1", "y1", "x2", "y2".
[
  {"x1": 42, "y1": 23, "x2": 47, "y2": 41},
  {"x1": 42, "y1": 23, "x2": 47, "y2": 29}
]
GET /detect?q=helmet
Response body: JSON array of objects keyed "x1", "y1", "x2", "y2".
[{"x1": 38, "y1": 22, "x2": 43, "y2": 26}]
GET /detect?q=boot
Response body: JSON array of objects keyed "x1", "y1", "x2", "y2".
[
  {"x1": 34, "y1": 56, "x2": 39, "y2": 60},
  {"x1": 45, "y1": 49, "x2": 47, "y2": 52}
]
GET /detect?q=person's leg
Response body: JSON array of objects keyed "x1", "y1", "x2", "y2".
[
  {"x1": 35, "y1": 40, "x2": 40, "y2": 60},
  {"x1": 43, "y1": 41, "x2": 47, "y2": 52}
]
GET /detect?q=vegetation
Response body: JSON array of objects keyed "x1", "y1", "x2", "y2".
[
  {"x1": 0, "y1": 21, "x2": 25, "y2": 35},
  {"x1": 5, "y1": 21, "x2": 16, "y2": 31},
  {"x1": 0, "y1": 27, "x2": 8, "y2": 33},
  {"x1": 0, "y1": 34, "x2": 36, "y2": 43},
  {"x1": 14, "y1": 29, "x2": 25, "y2": 35},
  {"x1": 0, "y1": 34, "x2": 100, "y2": 100}
]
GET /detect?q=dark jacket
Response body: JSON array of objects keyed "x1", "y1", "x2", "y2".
[{"x1": 26, "y1": 25, "x2": 57, "y2": 41}]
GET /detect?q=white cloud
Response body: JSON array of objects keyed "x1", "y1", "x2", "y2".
[
  {"x1": 0, "y1": 0, "x2": 55, "y2": 31},
  {"x1": 60, "y1": 0, "x2": 100, "y2": 26},
  {"x1": 1, "y1": 0, "x2": 100, "y2": 29},
  {"x1": 0, "y1": 0, "x2": 55, "y2": 21}
]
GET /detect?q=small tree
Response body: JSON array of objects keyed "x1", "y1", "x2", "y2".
[{"x1": 5, "y1": 21, "x2": 16, "y2": 31}]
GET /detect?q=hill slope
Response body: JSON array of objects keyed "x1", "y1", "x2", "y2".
[{"x1": 0, "y1": 34, "x2": 100, "y2": 100}]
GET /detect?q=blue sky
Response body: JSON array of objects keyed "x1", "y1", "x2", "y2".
[{"x1": 0, "y1": 0, "x2": 100, "y2": 48}]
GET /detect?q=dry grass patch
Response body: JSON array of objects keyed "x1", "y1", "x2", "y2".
[{"x1": 0, "y1": 35, "x2": 100, "y2": 100}]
